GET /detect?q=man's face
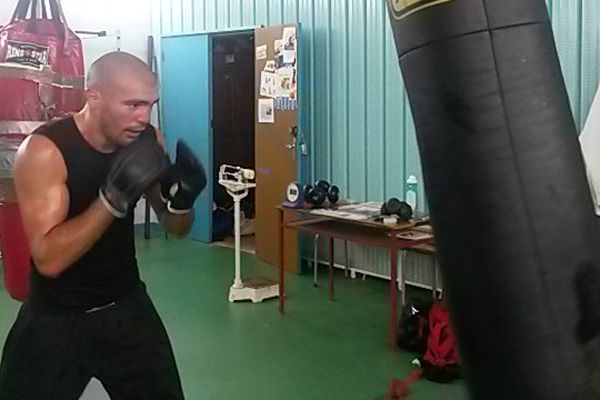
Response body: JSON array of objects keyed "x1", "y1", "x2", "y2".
[{"x1": 92, "y1": 74, "x2": 159, "y2": 147}]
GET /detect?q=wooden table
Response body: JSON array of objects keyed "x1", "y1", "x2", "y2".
[{"x1": 277, "y1": 205, "x2": 433, "y2": 350}]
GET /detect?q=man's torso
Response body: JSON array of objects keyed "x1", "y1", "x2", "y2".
[{"x1": 27, "y1": 117, "x2": 156, "y2": 310}]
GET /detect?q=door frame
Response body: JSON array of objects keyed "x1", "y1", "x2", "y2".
[
  {"x1": 161, "y1": 27, "x2": 256, "y2": 243},
  {"x1": 161, "y1": 25, "x2": 307, "y2": 272},
  {"x1": 161, "y1": 32, "x2": 213, "y2": 242}
]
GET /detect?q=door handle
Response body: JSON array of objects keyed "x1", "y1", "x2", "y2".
[
  {"x1": 286, "y1": 125, "x2": 298, "y2": 160},
  {"x1": 286, "y1": 137, "x2": 297, "y2": 160}
]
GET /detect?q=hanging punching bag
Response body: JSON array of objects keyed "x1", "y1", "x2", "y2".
[{"x1": 387, "y1": 1, "x2": 600, "y2": 398}]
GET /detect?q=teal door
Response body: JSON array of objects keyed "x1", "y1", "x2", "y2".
[{"x1": 161, "y1": 34, "x2": 212, "y2": 242}]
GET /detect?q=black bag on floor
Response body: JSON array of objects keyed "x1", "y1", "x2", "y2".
[{"x1": 396, "y1": 298, "x2": 432, "y2": 353}]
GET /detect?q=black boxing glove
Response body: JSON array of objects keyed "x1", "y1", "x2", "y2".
[
  {"x1": 160, "y1": 140, "x2": 207, "y2": 214},
  {"x1": 100, "y1": 134, "x2": 169, "y2": 218}
]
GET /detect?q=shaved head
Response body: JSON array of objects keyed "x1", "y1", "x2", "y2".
[
  {"x1": 87, "y1": 51, "x2": 156, "y2": 91},
  {"x1": 80, "y1": 51, "x2": 160, "y2": 149}
]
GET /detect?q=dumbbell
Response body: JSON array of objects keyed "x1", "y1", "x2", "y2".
[{"x1": 303, "y1": 180, "x2": 340, "y2": 207}]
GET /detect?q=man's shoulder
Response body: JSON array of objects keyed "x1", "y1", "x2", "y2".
[
  {"x1": 32, "y1": 116, "x2": 75, "y2": 136},
  {"x1": 17, "y1": 134, "x2": 62, "y2": 164},
  {"x1": 14, "y1": 133, "x2": 66, "y2": 190}
]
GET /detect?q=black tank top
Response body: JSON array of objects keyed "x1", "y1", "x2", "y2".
[{"x1": 28, "y1": 117, "x2": 153, "y2": 310}]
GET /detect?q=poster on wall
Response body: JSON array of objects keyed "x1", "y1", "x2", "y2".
[
  {"x1": 282, "y1": 26, "x2": 296, "y2": 64},
  {"x1": 274, "y1": 97, "x2": 298, "y2": 111},
  {"x1": 260, "y1": 25, "x2": 299, "y2": 112},
  {"x1": 258, "y1": 98, "x2": 275, "y2": 123},
  {"x1": 256, "y1": 44, "x2": 267, "y2": 60},
  {"x1": 275, "y1": 67, "x2": 294, "y2": 98},
  {"x1": 289, "y1": 66, "x2": 297, "y2": 100},
  {"x1": 260, "y1": 71, "x2": 277, "y2": 98},
  {"x1": 264, "y1": 60, "x2": 276, "y2": 72}
]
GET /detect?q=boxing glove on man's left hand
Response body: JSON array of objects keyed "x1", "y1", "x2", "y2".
[
  {"x1": 100, "y1": 135, "x2": 169, "y2": 218},
  {"x1": 160, "y1": 140, "x2": 207, "y2": 214}
]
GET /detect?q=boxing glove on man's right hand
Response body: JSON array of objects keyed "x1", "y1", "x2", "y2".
[
  {"x1": 160, "y1": 140, "x2": 207, "y2": 214},
  {"x1": 100, "y1": 134, "x2": 169, "y2": 218}
]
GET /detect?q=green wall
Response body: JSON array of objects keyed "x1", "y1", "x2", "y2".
[{"x1": 158, "y1": 0, "x2": 600, "y2": 209}]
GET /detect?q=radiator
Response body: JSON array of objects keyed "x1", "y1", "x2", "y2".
[{"x1": 304, "y1": 237, "x2": 443, "y2": 292}]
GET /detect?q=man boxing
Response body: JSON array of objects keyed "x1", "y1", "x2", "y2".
[{"x1": 0, "y1": 51, "x2": 204, "y2": 399}]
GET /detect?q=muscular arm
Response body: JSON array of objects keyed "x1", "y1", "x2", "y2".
[
  {"x1": 14, "y1": 135, "x2": 114, "y2": 278},
  {"x1": 146, "y1": 127, "x2": 193, "y2": 237}
]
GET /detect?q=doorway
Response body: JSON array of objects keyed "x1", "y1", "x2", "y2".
[
  {"x1": 161, "y1": 25, "x2": 302, "y2": 268},
  {"x1": 211, "y1": 32, "x2": 256, "y2": 254}
]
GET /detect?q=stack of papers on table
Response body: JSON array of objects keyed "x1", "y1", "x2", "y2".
[
  {"x1": 336, "y1": 202, "x2": 382, "y2": 217},
  {"x1": 396, "y1": 230, "x2": 434, "y2": 240},
  {"x1": 310, "y1": 208, "x2": 370, "y2": 220}
]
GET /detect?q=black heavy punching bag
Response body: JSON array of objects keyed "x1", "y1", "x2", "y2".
[{"x1": 386, "y1": 1, "x2": 600, "y2": 398}]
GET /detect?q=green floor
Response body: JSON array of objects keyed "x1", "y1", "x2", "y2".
[{"x1": 0, "y1": 230, "x2": 469, "y2": 400}]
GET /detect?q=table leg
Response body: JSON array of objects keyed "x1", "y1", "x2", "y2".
[
  {"x1": 329, "y1": 237, "x2": 334, "y2": 301},
  {"x1": 278, "y1": 208, "x2": 285, "y2": 313},
  {"x1": 144, "y1": 196, "x2": 150, "y2": 240},
  {"x1": 400, "y1": 250, "x2": 407, "y2": 307},
  {"x1": 344, "y1": 240, "x2": 349, "y2": 277},
  {"x1": 313, "y1": 234, "x2": 320, "y2": 287},
  {"x1": 433, "y1": 258, "x2": 439, "y2": 300},
  {"x1": 390, "y1": 234, "x2": 398, "y2": 351}
]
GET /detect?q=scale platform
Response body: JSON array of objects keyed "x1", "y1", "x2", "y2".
[{"x1": 228, "y1": 277, "x2": 279, "y2": 303}]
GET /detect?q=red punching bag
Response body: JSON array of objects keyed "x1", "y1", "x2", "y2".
[
  {"x1": 0, "y1": 134, "x2": 29, "y2": 301},
  {"x1": 0, "y1": 0, "x2": 84, "y2": 301},
  {"x1": 0, "y1": 0, "x2": 85, "y2": 134},
  {"x1": 0, "y1": 202, "x2": 30, "y2": 302}
]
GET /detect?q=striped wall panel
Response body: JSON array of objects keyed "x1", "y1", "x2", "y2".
[{"x1": 155, "y1": 0, "x2": 599, "y2": 209}]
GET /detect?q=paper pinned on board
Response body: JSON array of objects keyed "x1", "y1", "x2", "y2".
[
  {"x1": 260, "y1": 71, "x2": 277, "y2": 98},
  {"x1": 258, "y1": 98, "x2": 275, "y2": 123},
  {"x1": 256, "y1": 44, "x2": 267, "y2": 60},
  {"x1": 275, "y1": 67, "x2": 293, "y2": 98},
  {"x1": 282, "y1": 26, "x2": 296, "y2": 64},
  {"x1": 264, "y1": 60, "x2": 276, "y2": 72}
]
